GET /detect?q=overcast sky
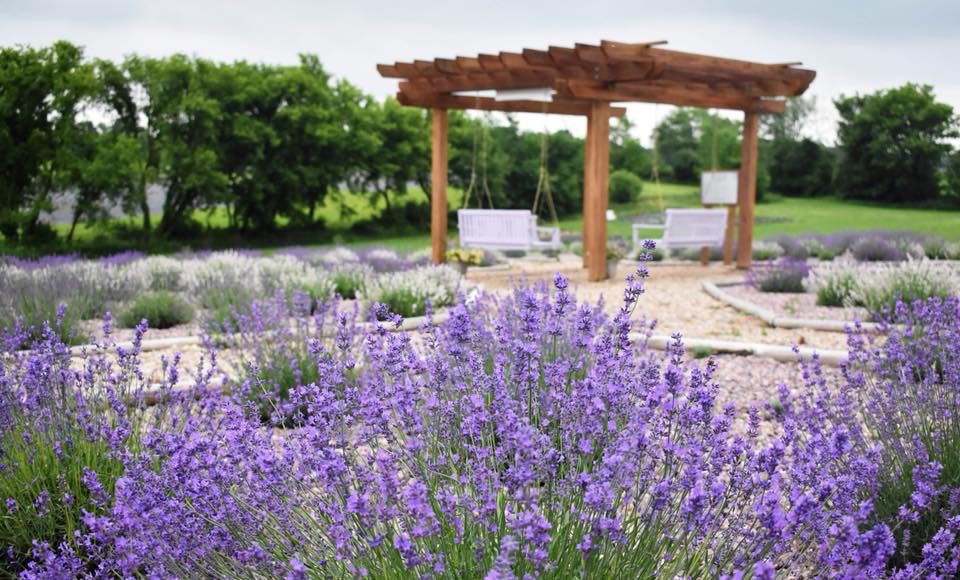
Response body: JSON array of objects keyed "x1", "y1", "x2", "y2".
[{"x1": 3, "y1": 0, "x2": 958, "y2": 145}]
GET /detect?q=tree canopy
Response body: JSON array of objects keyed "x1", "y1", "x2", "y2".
[{"x1": 835, "y1": 84, "x2": 957, "y2": 203}]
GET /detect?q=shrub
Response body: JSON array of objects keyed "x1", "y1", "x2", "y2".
[
  {"x1": 691, "y1": 345, "x2": 713, "y2": 359},
  {"x1": 216, "y1": 291, "x2": 341, "y2": 426},
  {"x1": 0, "y1": 318, "x2": 151, "y2": 570},
  {"x1": 852, "y1": 260, "x2": 957, "y2": 317},
  {"x1": 752, "y1": 240, "x2": 784, "y2": 261},
  {"x1": 0, "y1": 260, "x2": 143, "y2": 344},
  {"x1": 768, "y1": 235, "x2": 809, "y2": 260},
  {"x1": 923, "y1": 239, "x2": 960, "y2": 260},
  {"x1": 786, "y1": 296, "x2": 960, "y2": 572},
  {"x1": 360, "y1": 264, "x2": 462, "y2": 319},
  {"x1": 747, "y1": 257, "x2": 810, "y2": 293},
  {"x1": 804, "y1": 238, "x2": 838, "y2": 261},
  {"x1": 814, "y1": 270, "x2": 858, "y2": 307},
  {"x1": 328, "y1": 263, "x2": 373, "y2": 300},
  {"x1": 15, "y1": 259, "x2": 960, "y2": 576},
  {"x1": 201, "y1": 286, "x2": 256, "y2": 328},
  {"x1": 118, "y1": 292, "x2": 193, "y2": 329},
  {"x1": 503, "y1": 249, "x2": 527, "y2": 258},
  {"x1": 445, "y1": 248, "x2": 484, "y2": 266},
  {"x1": 851, "y1": 237, "x2": 906, "y2": 262},
  {"x1": 609, "y1": 169, "x2": 644, "y2": 203},
  {"x1": 479, "y1": 249, "x2": 506, "y2": 266}
]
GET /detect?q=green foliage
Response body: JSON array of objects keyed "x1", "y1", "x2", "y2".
[
  {"x1": 650, "y1": 108, "x2": 745, "y2": 187},
  {"x1": 768, "y1": 138, "x2": 835, "y2": 197},
  {"x1": 691, "y1": 345, "x2": 713, "y2": 359},
  {"x1": 835, "y1": 84, "x2": 958, "y2": 203},
  {"x1": 608, "y1": 169, "x2": 644, "y2": 203},
  {"x1": 815, "y1": 272, "x2": 857, "y2": 307},
  {"x1": 0, "y1": 41, "x2": 96, "y2": 242},
  {"x1": 855, "y1": 263, "x2": 956, "y2": 317},
  {"x1": 119, "y1": 291, "x2": 193, "y2": 329},
  {"x1": 0, "y1": 421, "x2": 128, "y2": 567},
  {"x1": 1, "y1": 303, "x2": 85, "y2": 346},
  {"x1": 201, "y1": 287, "x2": 255, "y2": 328},
  {"x1": 252, "y1": 354, "x2": 320, "y2": 426},
  {"x1": 377, "y1": 287, "x2": 426, "y2": 318},
  {"x1": 653, "y1": 109, "x2": 701, "y2": 182},
  {"x1": 872, "y1": 423, "x2": 960, "y2": 567},
  {"x1": 332, "y1": 273, "x2": 364, "y2": 300}
]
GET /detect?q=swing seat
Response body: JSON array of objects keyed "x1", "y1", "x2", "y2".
[
  {"x1": 632, "y1": 208, "x2": 728, "y2": 251},
  {"x1": 458, "y1": 209, "x2": 561, "y2": 251}
]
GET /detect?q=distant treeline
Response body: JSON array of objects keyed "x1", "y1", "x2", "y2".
[{"x1": 1, "y1": 41, "x2": 958, "y2": 246}]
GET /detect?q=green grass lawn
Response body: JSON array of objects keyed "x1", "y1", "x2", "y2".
[
  {"x1": 8, "y1": 181, "x2": 960, "y2": 257},
  {"x1": 559, "y1": 184, "x2": 960, "y2": 242}
]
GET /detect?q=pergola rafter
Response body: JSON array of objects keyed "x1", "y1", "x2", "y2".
[{"x1": 378, "y1": 40, "x2": 815, "y2": 280}]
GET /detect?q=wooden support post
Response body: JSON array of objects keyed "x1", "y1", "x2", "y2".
[
  {"x1": 736, "y1": 111, "x2": 759, "y2": 269},
  {"x1": 431, "y1": 108, "x2": 448, "y2": 264},
  {"x1": 584, "y1": 101, "x2": 611, "y2": 281},
  {"x1": 723, "y1": 205, "x2": 736, "y2": 265},
  {"x1": 582, "y1": 113, "x2": 594, "y2": 269}
]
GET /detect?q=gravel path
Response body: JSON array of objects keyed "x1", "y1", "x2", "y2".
[
  {"x1": 468, "y1": 256, "x2": 851, "y2": 351},
  {"x1": 723, "y1": 283, "x2": 868, "y2": 323}
]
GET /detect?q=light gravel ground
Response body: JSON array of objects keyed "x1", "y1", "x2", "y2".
[
  {"x1": 723, "y1": 283, "x2": 869, "y2": 323},
  {"x1": 468, "y1": 256, "x2": 851, "y2": 350}
]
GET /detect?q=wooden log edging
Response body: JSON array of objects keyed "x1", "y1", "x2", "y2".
[
  {"x1": 702, "y1": 280, "x2": 880, "y2": 333},
  {"x1": 637, "y1": 332, "x2": 848, "y2": 367}
]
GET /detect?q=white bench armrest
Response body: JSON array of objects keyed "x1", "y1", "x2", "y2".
[{"x1": 632, "y1": 222, "x2": 665, "y2": 248}]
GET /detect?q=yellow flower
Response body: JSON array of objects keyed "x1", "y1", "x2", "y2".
[{"x1": 445, "y1": 249, "x2": 484, "y2": 266}]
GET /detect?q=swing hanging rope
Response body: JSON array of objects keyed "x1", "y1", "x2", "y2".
[
  {"x1": 650, "y1": 104, "x2": 665, "y2": 213},
  {"x1": 531, "y1": 99, "x2": 559, "y2": 227},
  {"x1": 461, "y1": 93, "x2": 495, "y2": 210}
]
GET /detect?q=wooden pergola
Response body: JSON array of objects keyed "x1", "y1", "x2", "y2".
[{"x1": 378, "y1": 40, "x2": 815, "y2": 280}]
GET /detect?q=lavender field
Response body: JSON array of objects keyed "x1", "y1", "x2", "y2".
[{"x1": 1, "y1": 240, "x2": 960, "y2": 578}]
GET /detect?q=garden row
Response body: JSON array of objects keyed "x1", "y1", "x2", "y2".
[
  {"x1": 0, "y1": 246, "x2": 468, "y2": 344},
  {"x1": 747, "y1": 254, "x2": 959, "y2": 320},
  {"x1": 2, "y1": 250, "x2": 959, "y2": 577}
]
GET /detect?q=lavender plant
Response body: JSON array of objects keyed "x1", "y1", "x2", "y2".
[
  {"x1": 747, "y1": 257, "x2": 811, "y2": 293},
  {"x1": 360, "y1": 264, "x2": 462, "y2": 318},
  {"x1": 783, "y1": 297, "x2": 960, "y2": 575},
  {"x1": 0, "y1": 312, "x2": 151, "y2": 570},
  {"x1": 851, "y1": 237, "x2": 907, "y2": 262},
  {"x1": 851, "y1": 260, "x2": 957, "y2": 316}
]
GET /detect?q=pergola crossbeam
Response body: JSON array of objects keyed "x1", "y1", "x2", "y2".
[{"x1": 397, "y1": 91, "x2": 626, "y2": 117}]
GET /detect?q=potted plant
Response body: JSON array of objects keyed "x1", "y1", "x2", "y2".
[
  {"x1": 445, "y1": 248, "x2": 483, "y2": 275},
  {"x1": 606, "y1": 245, "x2": 626, "y2": 279}
]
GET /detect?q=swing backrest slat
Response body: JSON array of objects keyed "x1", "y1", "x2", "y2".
[{"x1": 458, "y1": 209, "x2": 559, "y2": 250}]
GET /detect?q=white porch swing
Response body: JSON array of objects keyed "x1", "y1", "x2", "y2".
[{"x1": 457, "y1": 90, "x2": 561, "y2": 251}]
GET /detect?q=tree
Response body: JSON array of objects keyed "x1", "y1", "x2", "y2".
[
  {"x1": 693, "y1": 110, "x2": 741, "y2": 173},
  {"x1": 652, "y1": 109, "x2": 700, "y2": 182},
  {"x1": 762, "y1": 96, "x2": 817, "y2": 142},
  {"x1": 759, "y1": 96, "x2": 835, "y2": 197},
  {"x1": 96, "y1": 57, "x2": 162, "y2": 236},
  {"x1": 150, "y1": 56, "x2": 228, "y2": 236},
  {"x1": 610, "y1": 116, "x2": 651, "y2": 179},
  {"x1": 767, "y1": 138, "x2": 835, "y2": 197},
  {"x1": 945, "y1": 149, "x2": 960, "y2": 201},
  {"x1": 0, "y1": 41, "x2": 95, "y2": 241},
  {"x1": 354, "y1": 98, "x2": 429, "y2": 218},
  {"x1": 835, "y1": 84, "x2": 957, "y2": 203}
]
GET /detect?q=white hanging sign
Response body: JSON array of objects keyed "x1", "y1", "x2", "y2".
[{"x1": 700, "y1": 170, "x2": 739, "y2": 205}]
